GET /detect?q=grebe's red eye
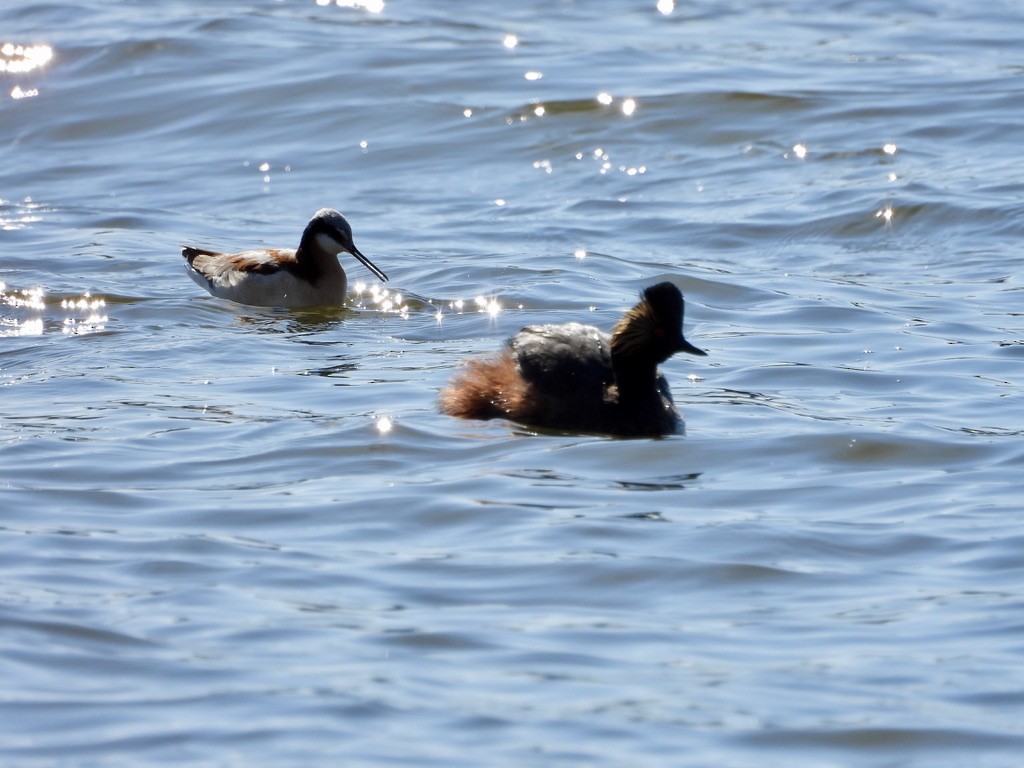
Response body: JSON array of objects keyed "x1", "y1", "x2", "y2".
[{"x1": 654, "y1": 327, "x2": 665, "y2": 337}]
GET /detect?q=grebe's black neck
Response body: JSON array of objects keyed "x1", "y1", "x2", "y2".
[{"x1": 609, "y1": 282, "x2": 706, "y2": 399}]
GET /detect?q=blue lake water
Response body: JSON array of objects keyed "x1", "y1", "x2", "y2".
[{"x1": 2, "y1": 1, "x2": 1023, "y2": 765}]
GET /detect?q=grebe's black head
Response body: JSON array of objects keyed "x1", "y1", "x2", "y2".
[
  {"x1": 611, "y1": 281, "x2": 707, "y2": 364},
  {"x1": 303, "y1": 208, "x2": 388, "y2": 283}
]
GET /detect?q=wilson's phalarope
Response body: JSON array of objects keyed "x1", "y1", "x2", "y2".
[{"x1": 182, "y1": 208, "x2": 387, "y2": 308}]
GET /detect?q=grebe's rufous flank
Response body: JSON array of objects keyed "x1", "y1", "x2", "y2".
[
  {"x1": 440, "y1": 282, "x2": 707, "y2": 436},
  {"x1": 181, "y1": 208, "x2": 387, "y2": 308}
]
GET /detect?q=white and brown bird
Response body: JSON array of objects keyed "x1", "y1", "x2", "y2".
[
  {"x1": 182, "y1": 208, "x2": 387, "y2": 308},
  {"x1": 440, "y1": 282, "x2": 707, "y2": 436}
]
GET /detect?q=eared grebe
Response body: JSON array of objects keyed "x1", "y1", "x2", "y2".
[
  {"x1": 440, "y1": 282, "x2": 707, "y2": 436},
  {"x1": 182, "y1": 208, "x2": 387, "y2": 308}
]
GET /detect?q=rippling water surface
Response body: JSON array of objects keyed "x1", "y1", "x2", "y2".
[{"x1": 2, "y1": 1, "x2": 1023, "y2": 765}]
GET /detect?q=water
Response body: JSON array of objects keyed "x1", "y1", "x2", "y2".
[{"x1": 2, "y1": 0, "x2": 1023, "y2": 765}]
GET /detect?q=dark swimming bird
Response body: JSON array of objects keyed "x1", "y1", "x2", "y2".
[
  {"x1": 182, "y1": 208, "x2": 387, "y2": 308},
  {"x1": 440, "y1": 282, "x2": 707, "y2": 436}
]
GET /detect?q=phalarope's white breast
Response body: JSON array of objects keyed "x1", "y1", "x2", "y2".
[
  {"x1": 182, "y1": 208, "x2": 387, "y2": 308},
  {"x1": 440, "y1": 282, "x2": 707, "y2": 436}
]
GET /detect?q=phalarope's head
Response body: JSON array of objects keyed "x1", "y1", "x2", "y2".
[
  {"x1": 611, "y1": 281, "x2": 706, "y2": 364},
  {"x1": 308, "y1": 208, "x2": 388, "y2": 283}
]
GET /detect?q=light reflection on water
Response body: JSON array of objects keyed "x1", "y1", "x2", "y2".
[
  {"x1": 0, "y1": 283, "x2": 107, "y2": 337},
  {"x1": 2, "y1": 42, "x2": 52, "y2": 101},
  {"x1": 0, "y1": 197, "x2": 50, "y2": 230},
  {"x1": 317, "y1": 0, "x2": 385, "y2": 12},
  {"x1": 345, "y1": 282, "x2": 504, "y2": 321},
  {"x1": 0, "y1": 43, "x2": 53, "y2": 74}
]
